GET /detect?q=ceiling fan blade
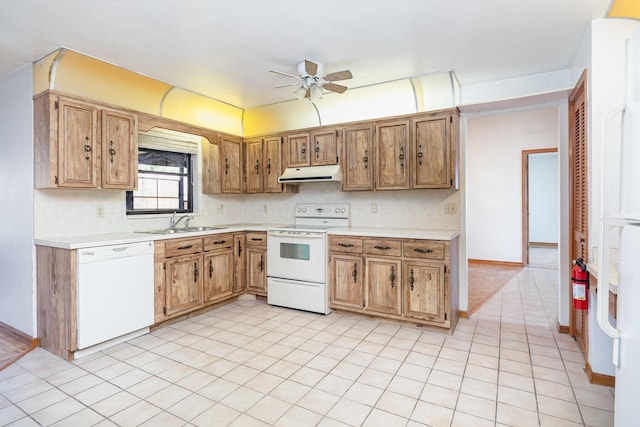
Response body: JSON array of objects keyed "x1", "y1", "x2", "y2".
[
  {"x1": 323, "y1": 82, "x2": 348, "y2": 94},
  {"x1": 273, "y1": 82, "x2": 300, "y2": 88},
  {"x1": 269, "y1": 69, "x2": 299, "y2": 79},
  {"x1": 305, "y1": 60, "x2": 318, "y2": 76},
  {"x1": 324, "y1": 70, "x2": 353, "y2": 82}
]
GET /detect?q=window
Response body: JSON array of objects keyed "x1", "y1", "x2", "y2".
[{"x1": 126, "y1": 148, "x2": 193, "y2": 215}]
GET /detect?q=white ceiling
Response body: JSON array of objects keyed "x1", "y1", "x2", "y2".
[{"x1": 0, "y1": 0, "x2": 612, "y2": 109}]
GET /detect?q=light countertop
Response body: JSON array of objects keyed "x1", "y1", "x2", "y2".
[
  {"x1": 328, "y1": 227, "x2": 460, "y2": 240},
  {"x1": 36, "y1": 224, "x2": 461, "y2": 250}
]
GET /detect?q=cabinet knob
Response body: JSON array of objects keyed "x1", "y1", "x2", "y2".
[
  {"x1": 352, "y1": 263, "x2": 358, "y2": 283},
  {"x1": 409, "y1": 268, "x2": 415, "y2": 291}
]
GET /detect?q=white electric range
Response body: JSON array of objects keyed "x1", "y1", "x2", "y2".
[{"x1": 267, "y1": 203, "x2": 350, "y2": 314}]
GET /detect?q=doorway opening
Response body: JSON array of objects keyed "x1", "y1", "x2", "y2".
[{"x1": 522, "y1": 149, "x2": 559, "y2": 269}]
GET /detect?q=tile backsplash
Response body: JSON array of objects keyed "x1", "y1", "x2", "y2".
[{"x1": 34, "y1": 183, "x2": 460, "y2": 238}]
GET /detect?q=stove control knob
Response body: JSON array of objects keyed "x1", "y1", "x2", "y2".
[
  {"x1": 302, "y1": 208, "x2": 307, "y2": 213},
  {"x1": 296, "y1": 207, "x2": 302, "y2": 213}
]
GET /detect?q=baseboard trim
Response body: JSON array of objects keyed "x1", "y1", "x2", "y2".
[
  {"x1": 529, "y1": 242, "x2": 559, "y2": 248},
  {"x1": 459, "y1": 311, "x2": 469, "y2": 319},
  {"x1": 557, "y1": 322, "x2": 570, "y2": 334},
  {"x1": 586, "y1": 362, "x2": 616, "y2": 387},
  {"x1": 468, "y1": 259, "x2": 525, "y2": 268}
]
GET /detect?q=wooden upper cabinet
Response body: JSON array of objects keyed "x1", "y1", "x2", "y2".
[
  {"x1": 263, "y1": 136, "x2": 283, "y2": 193},
  {"x1": 411, "y1": 115, "x2": 450, "y2": 189},
  {"x1": 287, "y1": 133, "x2": 310, "y2": 167},
  {"x1": 245, "y1": 138, "x2": 263, "y2": 193},
  {"x1": 34, "y1": 92, "x2": 139, "y2": 190},
  {"x1": 287, "y1": 129, "x2": 338, "y2": 167},
  {"x1": 101, "y1": 108, "x2": 138, "y2": 189},
  {"x1": 342, "y1": 124, "x2": 374, "y2": 191},
  {"x1": 201, "y1": 135, "x2": 221, "y2": 194},
  {"x1": 375, "y1": 120, "x2": 410, "y2": 190},
  {"x1": 311, "y1": 129, "x2": 338, "y2": 165},
  {"x1": 56, "y1": 98, "x2": 99, "y2": 188},
  {"x1": 221, "y1": 136, "x2": 243, "y2": 193}
]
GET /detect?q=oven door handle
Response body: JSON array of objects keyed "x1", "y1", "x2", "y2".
[{"x1": 267, "y1": 231, "x2": 326, "y2": 239}]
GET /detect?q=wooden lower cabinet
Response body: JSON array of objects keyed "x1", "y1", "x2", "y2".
[
  {"x1": 246, "y1": 232, "x2": 267, "y2": 296},
  {"x1": 366, "y1": 257, "x2": 402, "y2": 316},
  {"x1": 404, "y1": 261, "x2": 445, "y2": 322},
  {"x1": 154, "y1": 232, "x2": 244, "y2": 323},
  {"x1": 165, "y1": 254, "x2": 202, "y2": 316},
  {"x1": 330, "y1": 254, "x2": 364, "y2": 308},
  {"x1": 328, "y1": 234, "x2": 459, "y2": 331},
  {"x1": 203, "y1": 250, "x2": 234, "y2": 303}
]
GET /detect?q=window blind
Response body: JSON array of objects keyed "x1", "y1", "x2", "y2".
[{"x1": 138, "y1": 130, "x2": 200, "y2": 154}]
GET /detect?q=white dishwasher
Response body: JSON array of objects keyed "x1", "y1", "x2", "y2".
[{"x1": 76, "y1": 241, "x2": 154, "y2": 353}]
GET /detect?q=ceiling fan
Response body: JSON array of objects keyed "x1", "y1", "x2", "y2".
[{"x1": 270, "y1": 60, "x2": 353, "y2": 101}]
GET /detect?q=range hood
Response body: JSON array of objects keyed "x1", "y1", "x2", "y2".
[{"x1": 278, "y1": 164, "x2": 342, "y2": 183}]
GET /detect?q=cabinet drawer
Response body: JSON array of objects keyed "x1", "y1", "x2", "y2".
[
  {"x1": 164, "y1": 237, "x2": 203, "y2": 257},
  {"x1": 403, "y1": 240, "x2": 445, "y2": 260},
  {"x1": 364, "y1": 239, "x2": 402, "y2": 257},
  {"x1": 329, "y1": 236, "x2": 363, "y2": 254},
  {"x1": 246, "y1": 232, "x2": 267, "y2": 247},
  {"x1": 204, "y1": 233, "x2": 234, "y2": 252}
]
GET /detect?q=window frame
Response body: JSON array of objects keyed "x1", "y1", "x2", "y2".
[{"x1": 126, "y1": 148, "x2": 194, "y2": 216}]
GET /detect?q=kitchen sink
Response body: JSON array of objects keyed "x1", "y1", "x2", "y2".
[{"x1": 138, "y1": 226, "x2": 224, "y2": 235}]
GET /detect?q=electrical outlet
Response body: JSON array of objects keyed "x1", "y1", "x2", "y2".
[
  {"x1": 371, "y1": 203, "x2": 378, "y2": 214},
  {"x1": 96, "y1": 205, "x2": 104, "y2": 218},
  {"x1": 445, "y1": 203, "x2": 457, "y2": 215},
  {"x1": 216, "y1": 203, "x2": 224, "y2": 214},
  {"x1": 263, "y1": 203, "x2": 268, "y2": 213}
]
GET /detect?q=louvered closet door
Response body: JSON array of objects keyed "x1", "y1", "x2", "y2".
[{"x1": 569, "y1": 71, "x2": 588, "y2": 357}]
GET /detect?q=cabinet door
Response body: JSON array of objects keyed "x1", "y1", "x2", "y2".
[
  {"x1": 263, "y1": 136, "x2": 283, "y2": 193},
  {"x1": 375, "y1": 120, "x2": 410, "y2": 190},
  {"x1": 165, "y1": 254, "x2": 202, "y2": 315},
  {"x1": 221, "y1": 136, "x2": 243, "y2": 193},
  {"x1": 201, "y1": 135, "x2": 221, "y2": 194},
  {"x1": 246, "y1": 247, "x2": 267, "y2": 295},
  {"x1": 404, "y1": 261, "x2": 445, "y2": 322},
  {"x1": 233, "y1": 234, "x2": 246, "y2": 294},
  {"x1": 57, "y1": 98, "x2": 99, "y2": 188},
  {"x1": 287, "y1": 133, "x2": 310, "y2": 167},
  {"x1": 330, "y1": 255, "x2": 364, "y2": 309},
  {"x1": 412, "y1": 116, "x2": 450, "y2": 188},
  {"x1": 342, "y1": 125, "x2": 374, "y2": 191},
  {"x1": 365, "y1": 257, "x2": 402, "y2": 316},
  {"x1": 101, "y1": 108, "x2": 138, "y2": 189},
  {"x1": 311, "y1": 129, "x2": 338, "y2": 165},
  {"x1": 245, "y1": 138, "x2": 263, "y2": 193},
  {"x1": 203, "y1": 251, "x2": 234, "y2": 303}
]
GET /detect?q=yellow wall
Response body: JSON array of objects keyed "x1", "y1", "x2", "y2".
[
  {"x1": 33, "y1": 49, "x2": 244, "y2": 135},
  {"x1": 33, "y1": 49, "x2": 459, "y2": 138},
  {"x1": 609, "y1": 0, "x2": 640, "y2": 19}
]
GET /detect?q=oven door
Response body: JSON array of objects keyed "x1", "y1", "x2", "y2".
[{"x1": 267, "y1": 229, "x2": 327, "y2": 283}]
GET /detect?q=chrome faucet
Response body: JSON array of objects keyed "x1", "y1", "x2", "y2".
[{"x1": 169, "y1": 212, "x2": 194, "y2": 230}]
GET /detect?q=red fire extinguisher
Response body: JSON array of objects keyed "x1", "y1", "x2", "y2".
[{"x1": 572, "y1": 258, "x2": 588, "y2": 310}]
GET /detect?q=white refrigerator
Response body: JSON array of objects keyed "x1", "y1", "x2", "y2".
[{"x1": 597, "y1": 27, "x2": 640, "y2": 427}]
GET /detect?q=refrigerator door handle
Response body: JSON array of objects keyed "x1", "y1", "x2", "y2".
[
  {"x1": 598, "y1": 105, "x2": 625, "y2": 367},
  {"x1": 598, "y1": 221, "x2": 621, "y2": 367}
]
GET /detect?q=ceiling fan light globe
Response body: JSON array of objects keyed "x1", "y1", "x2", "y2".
[
  {"x1": 294, "y1": 86, "x2": 307, "y2": 99},
  {"x1": 310, "y1": 84, "x2": 323, "y2": 101}
]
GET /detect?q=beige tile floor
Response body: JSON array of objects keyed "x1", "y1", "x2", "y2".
[{"x1": 0, "y1": 266, "x2": 614, "y2": 426}]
